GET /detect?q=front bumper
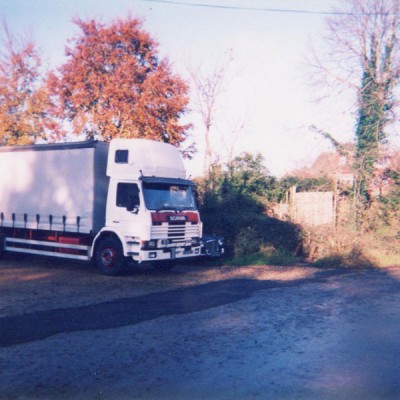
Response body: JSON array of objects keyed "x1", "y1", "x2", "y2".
[{"x1": 138, "y1": 246, "x2": 202, "y2": 262}]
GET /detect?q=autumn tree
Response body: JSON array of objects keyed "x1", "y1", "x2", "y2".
[
  {"x1": 0, "y1": 25, "x2": 58, "y2": 145},
  {"x1": 49, "y1": 18, "x2": 191, "y2": 146},
  {"x1": 310, "y1": 0, "x2": 400, "y2": 227}
]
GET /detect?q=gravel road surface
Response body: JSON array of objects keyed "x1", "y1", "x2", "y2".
[{"x1": 1, "y1": 255, "x2": 400, "y2": 399}]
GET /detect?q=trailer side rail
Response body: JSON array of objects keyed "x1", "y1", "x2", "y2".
[{"x1": 4, "y1": 237, "x2": 91, "y2": 261}]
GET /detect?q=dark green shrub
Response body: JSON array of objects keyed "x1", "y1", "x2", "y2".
[
  {"x1": 196, "y1": 154, "x2": 302, "y2": 262},
  {"x1": 199, "y1": 188, "x2": 301, "y2": 259}
]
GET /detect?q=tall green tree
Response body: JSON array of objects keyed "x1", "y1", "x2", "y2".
[
  {"x1": 354, "y1": 32, "x2": 396, "y2": 220},
  {"x1": 48, "y1": 18, "x2": 191, "y2": 146},
  {"x1": 311, "y1": 0, "x2": 400, "y2": 227}
]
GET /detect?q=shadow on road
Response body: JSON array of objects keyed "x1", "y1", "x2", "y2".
[{"x1": 0, "y1": 268, "x2": 348, "y2": 348}]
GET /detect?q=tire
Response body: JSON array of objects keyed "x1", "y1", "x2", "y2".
[{"x1": 95, "y1": 237, "x2": 126, "y2": 276}]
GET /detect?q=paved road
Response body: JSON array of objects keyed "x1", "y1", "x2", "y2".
[{"x1": 1, "y1": 265, "x2": 400, "y2": 399}]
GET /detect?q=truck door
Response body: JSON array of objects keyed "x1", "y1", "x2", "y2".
[{"x1": 108, "y1": 182, "x2": 140, "y2": 229}]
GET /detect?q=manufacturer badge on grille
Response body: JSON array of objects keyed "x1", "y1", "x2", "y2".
[{"x1": 168, "y1": 215, "x2": 188, "y2": 222}]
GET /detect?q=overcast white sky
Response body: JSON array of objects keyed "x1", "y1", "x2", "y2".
[{"x1": 1, "y1": 0, "x2": 360, "y2": 177}]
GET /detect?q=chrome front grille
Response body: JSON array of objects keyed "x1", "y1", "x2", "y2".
[{"x1": 151, "y1": 223, "x2": 200, "y2": 241}]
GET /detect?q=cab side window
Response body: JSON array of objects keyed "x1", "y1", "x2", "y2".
[
  {"x1": 116, "y1": 183, "x2": 140, "y2": 211},
  {"x1": 115, "y1": 149, "x2": 129, "y2": 163}
]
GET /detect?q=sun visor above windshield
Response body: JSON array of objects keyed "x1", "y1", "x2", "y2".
[{"x1": 140, "y1": 176, "x2": 196, "y2": 186}]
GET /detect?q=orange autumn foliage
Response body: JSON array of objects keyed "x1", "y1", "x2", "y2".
[
  {"x1": 48, "y1": 18, "x2": 191, "y2": 146},
  {"x1": 0, "y1": 31, "x2": 60, "y2": 145}
]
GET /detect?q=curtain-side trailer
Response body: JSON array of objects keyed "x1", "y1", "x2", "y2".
[{"x1": 0, "y1": 139, "x2": 203, "y2": 275}]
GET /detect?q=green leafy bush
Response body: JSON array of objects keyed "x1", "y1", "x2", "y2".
[{"x1": 197, "y1": 155, "x2": 302, "y2": 262}]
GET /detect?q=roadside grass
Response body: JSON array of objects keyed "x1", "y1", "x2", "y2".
[
  {"x1": 313, "y1": 251, "x2": 400, "y2": 268},
  {"x1": 208, "y1": 223, "x2": 400, "y2": 269},
  {"x1": 228, "y1": 247, "x2": 302, "y2": 267},
  {"x1": 228, "y1": 235, "x2": 400, "y2": 269},
  {"x1": 312, "y1": 249, "x2": 376, "y2": 268},
  {"x1": 226, "y1": 248, "x2": 400, "y2": 269},
  {"x1": 364, "y1": 250, "x2": 400, "y2": 268}
]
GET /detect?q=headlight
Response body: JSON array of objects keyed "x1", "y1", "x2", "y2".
[
  {"x1": 142, "y1": 240, "x2": 157, "y2": 250},
  {"x1": 191, "y1": 237, "x2": 200, "y2": 246}
]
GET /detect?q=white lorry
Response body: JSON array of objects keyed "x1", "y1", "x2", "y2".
[{"x1": 0, "y1": 139, "x2": 203, "y2": 275}]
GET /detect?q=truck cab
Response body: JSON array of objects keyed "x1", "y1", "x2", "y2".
[{"x1": 93, "y1": 139, "x2": 202, "y2": 274}]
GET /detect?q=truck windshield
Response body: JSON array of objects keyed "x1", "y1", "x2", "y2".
[{"x1": 142, "y1": 182, "x2": 197, "y2": 211}]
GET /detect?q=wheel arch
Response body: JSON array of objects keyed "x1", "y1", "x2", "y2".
[{"x1": 91, "y1": 229, "x2": 126, "y2": 260}]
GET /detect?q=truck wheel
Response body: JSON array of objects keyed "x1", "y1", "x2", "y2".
[{"x1": 95, "y1": 237, "x2": 126, "y2": 276}]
